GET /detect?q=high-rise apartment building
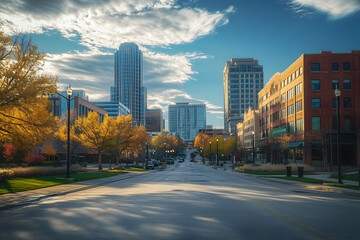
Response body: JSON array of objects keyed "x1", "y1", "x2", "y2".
[
  {"x1": 111, "y1": 42, "x2": 146, "y2": 126},
  {"x1": 223, "y1": 58, "x2": 264, "y2": 133},
  {"x1": 168, "y1": 103, "x2": 206, "y2": 141}
]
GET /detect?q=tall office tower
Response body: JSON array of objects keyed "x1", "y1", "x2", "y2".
[
  {"x1": 111, "y1": 42, "x2": 146, "y2": 126},
  {"x1": 145, "y1": 108, "x2": 164, "y2": 132},
  {"x1": 168, "y1": 103, "x2": 206, "y2": 141},
  {"x1": 223, "y1": 58, "x2": 264, "y2": 133}
]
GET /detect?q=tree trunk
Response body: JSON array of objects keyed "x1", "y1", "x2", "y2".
[{"x1": 98, "y1": 150, "x2": 102, "y2": 170}]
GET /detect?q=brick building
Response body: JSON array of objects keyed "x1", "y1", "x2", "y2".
[{"x1": 257, "y1": 51, "x2": 359, "y2": 167}]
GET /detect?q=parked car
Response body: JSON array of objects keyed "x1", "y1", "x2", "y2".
[
  {"x1": 145, "y1": 161, "x2": 154, "y2": 169},
  {"x1": 166, "y1": 158, "x2": 175, "y2": 164},
  {"x1": 152, "y1": 159, "x2": 160, "y2": 167}
]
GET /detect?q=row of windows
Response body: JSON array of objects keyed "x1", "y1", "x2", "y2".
[
  {"x1": 312, "y1": 98, "x2": 352, "y2": 109},
  {"x1": 229, "y1": 84, "x2": 262, "y2": 89},
  {"x1": 280, "y1": 83, "x2": 302, "y2": 103},
  {"x1": 311, "y1": 79, "x2": 351, "y2": 90},
  {"x1": 311, "y1": 62, "x2": 351, "y2": 72},
  {"x1": 281, "y1": 67, "x2": 303, "y2": 88},
  {"x1": 229, "y1": 66, "x2": 263, "y2": 73},
  {"x1": 231, "y1": 99, "x2": 255, "y2": 104},
  {"x1": 312, "y1": 115, "x2": 353, "y2": 130},
  {"x1": 229, "y1": 74, "x2": 263, "y2": 79}
]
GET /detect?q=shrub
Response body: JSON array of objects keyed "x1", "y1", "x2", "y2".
[
  {"x1": 9, "y1": 165, "x2": 86, "y2": 178},
  {"x1": 24, "y1": 153, "x2": 46, "y2": 165},
  {"x1": 0, "y1": 169, "x2": 14, "y2": 182},
  {"x1": 2, "y1": 143, "x2": 16, "y2": 163}
]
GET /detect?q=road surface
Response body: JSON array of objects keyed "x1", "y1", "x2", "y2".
[{"x1": 1, "y1": 157, "x2": 359, "y2": 239}]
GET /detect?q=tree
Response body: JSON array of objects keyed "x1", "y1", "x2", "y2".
[
  {"x1": 0, "y1": 31, "x2": 58, "y2": 151},
  {"x1": 194, "y1": 133, "x2": 210, "y2": 154},
  {"x1": 73, "y1": 112, "x2": 115, "y2": 170},
  {"x1": 108, "y1": 115, "x2": 150, "y2": 168}
]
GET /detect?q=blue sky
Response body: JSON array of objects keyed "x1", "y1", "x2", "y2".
[{"x1": 1, "y1": 0, "x2": 360, "y2": 129}]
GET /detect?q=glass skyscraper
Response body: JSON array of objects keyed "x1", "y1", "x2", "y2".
[
  {"x1": 168, "y1": 103, "x2": 206, "y2": 141},
  {"x1": 111, "y1": 42, "x2": 146, "y2": 126},
  {"x1": 223, "y1": 58, "x2": 263, "y2": 133}
]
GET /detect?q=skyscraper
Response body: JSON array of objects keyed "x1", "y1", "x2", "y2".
[
  {"x1": 168, "y1": 103, "x2": 206, "y2": 141},
  {"x1": 223, "y1": 58, "x2": 264, "y2": 133},
  {"x1": 111, "y1": 42, "x2": 146, "y2": 126}
]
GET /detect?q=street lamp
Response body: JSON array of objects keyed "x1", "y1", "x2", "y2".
[
  {"x1": 252, "y1": 131, "x2": 255, "y2": 164},
  {"x1": 57, "y1": 85, "x2": 72, "y2": 178},
  {"x1": 335, "y1": 87, "x2": 343, "y2": 184},
  {"x1": 209, "y1": 141, "x2": 212, "y2": 164},
  {"x1": 216, "y1": 139, "x2": 219, "y2": 165},
  {"x1": 66, "y1": 86, "x2": 72, "y2": 178}
]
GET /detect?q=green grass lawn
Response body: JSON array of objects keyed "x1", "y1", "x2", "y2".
[
  {"x1": 274, "y1": 176, "x2": 360, "y2": 190},
  {"x1": 124, "y1": 167, "x2": 147, "y2": 171},
  {"x1": 0, "y1": 172, "x2": 125, "y2": 195},
  {"x1": 342, "y1": 173, "x2": 359, "y2": 182}
]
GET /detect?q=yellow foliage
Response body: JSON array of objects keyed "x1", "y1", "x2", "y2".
[{"x1": 0, "y1": 31, "x2": 58, "y2": 150}]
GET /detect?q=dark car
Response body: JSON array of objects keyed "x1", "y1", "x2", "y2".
[
  {"x1": 145, "y1": 161, "x2": 154, "y2": 169},
  {"x1": 166, "y1": 158, "x2": 175, "y2": 164}
]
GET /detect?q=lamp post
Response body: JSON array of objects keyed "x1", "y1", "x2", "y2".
[
  {"x1": 335, "y1": 87, "x2": 343, "y2": 184},
  {"x1": 146, "y1": 142, "x2": 149, "y2": 162},
  {"x1": 209, "y1": 141, "x2": 212, "y2": 164},
  {"x1": 252, "y1": 131, "x2": 255, "y2": 164},
  {"x1": 216, "y1": 139, "x2": 219, "y2": 165}
]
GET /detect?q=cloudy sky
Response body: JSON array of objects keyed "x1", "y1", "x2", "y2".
[{"x1": 1, "y1": 0, "x2": 360, "y2": 129}]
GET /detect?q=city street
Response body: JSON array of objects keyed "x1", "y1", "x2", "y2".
[{"x1": 1, "y1": 158, "x2": 359, "y2": 240}]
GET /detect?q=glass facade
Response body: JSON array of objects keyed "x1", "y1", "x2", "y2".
[
  {"x1": 224, "y1": 58, "x2": 264, "y2": 133},
  {"x1": 111, "y1": 43, "x2": 145, "y2": 126},
  {"x1": 168, "y1": 103, "x2": 206, "y2": 141}
]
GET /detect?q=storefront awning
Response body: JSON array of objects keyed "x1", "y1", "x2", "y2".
[{"x1": 288, "y1": 141, "x2": 304, "y2": 148}]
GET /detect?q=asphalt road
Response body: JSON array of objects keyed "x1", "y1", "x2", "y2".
[{"x1": 1, "y1": 158, "x2": 359, "y2": 240}]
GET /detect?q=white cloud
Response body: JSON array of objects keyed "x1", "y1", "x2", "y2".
[
  {"x1": 0, "y1": 0, "x2": 232, "y2": 49},
  {"x1": 290, "y1": 0, "x2": 360, "y2": 19}
]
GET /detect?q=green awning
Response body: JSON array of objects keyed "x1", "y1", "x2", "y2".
[{"x1": 288, "y1": 141, "x2": 304, "y2": 148}]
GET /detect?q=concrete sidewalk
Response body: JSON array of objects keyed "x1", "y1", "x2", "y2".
[
  {"x1": 259, "y1": 172, "x2": 360, "y2": 197},
  {"x1": 0, "y1": 172, "x2": 146, "y2": 211}
]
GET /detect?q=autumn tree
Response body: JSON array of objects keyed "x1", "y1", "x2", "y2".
[
  {"x1": 194, "y1": 133, "x2": 210, "y2": 153},
  {"x1": 151, "y1": 133, "x2": 183, "y2": 159},
  {"x1": 0, "y1": 31, "x2": 58, "y2": 152},
  {"x1": 108, "y1": 115, "x2": 150, "y2": 168},
  {"x1": 73, "y1": 112, "x2": 115, "y2": 170}
]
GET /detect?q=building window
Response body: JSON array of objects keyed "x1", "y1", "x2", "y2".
[
  {"x1": 312, "y1": 98, "x2": 321, "y2": 108},
  {"x1": 331, "y1": 62, "x2": 339, "y2": 71},
  {"x1": 287, "y1": 88, "x2": 294, "y2": 99},
  {"x1": 295, "y1": 100, "x2": 302, "y2": 112},
  {"x1": 281, "y1": 93, "x2": 286, "y2": 103},
  {"x1": 344, "y1": 116, "x2": 353, "y2": 130},
  {"x1": 311, "y1": 79, "x2": 320, "y2": 90},
  {"x1": 262, "y1": 106, "x2": 265, "y2": 113},
  {"x1": 272, "y1": 111, "x2": 279, "y2": 121},
  {"x1": 295, "y1": 82, "x2": 302, "y2": 95},
  {"x1": 343, "y1": 62, "x2": 350, "y2": 71},
  {"x1": 311, "y1": 63, "x2": 320, "y2": 71},
  {"x1": 296, "y1": 119, "x2": 303, "y2": 132},
  {"x1": 299, "y1": 66, "x2": 303, "y2": 75},
  {"x1": 288, "y1": 122, "x2": 294, "y2": 133},
  {"x1": 332, "y1": 97, "x2": 337, "y2": 108},
  {"x1": 287, "y1": 104, "x2": 294, "y2": 115},
  {"x1": 332, "y1": 79, "x2": 339, "y2": 90},
  {"x1": 281, "y1": 108, "x2": 286, "y2": 118},
  {"x1": 343, "y1": 79, "x2": 351, "y2": 89},
  {"x1": 312, "y1": 116, "x2": 321, "y2": 130},
  {"x1": 344, "y1": 97, "x2": 351, "y2": 108}
]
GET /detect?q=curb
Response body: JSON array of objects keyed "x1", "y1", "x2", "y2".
[
  {"x1": 259, "y1": 176, "x2": 360, "y2": 197},
  {"x1": 0, "y1": 172, "x2": 145, "y2": 211}
]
